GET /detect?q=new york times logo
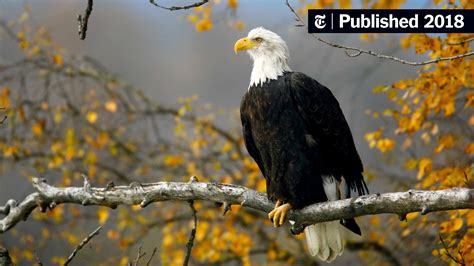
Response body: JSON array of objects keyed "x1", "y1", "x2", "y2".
[
  {"x1": 314, "y1": 14, "x2": 326, "y2": 29},
  {"x1": 308, "y1": 9, "x2": 474, "y2": 33}
]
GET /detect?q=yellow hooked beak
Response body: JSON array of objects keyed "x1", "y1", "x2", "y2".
[{"x1": 234, "y1": 37, "x2": 256, "y2": 54}]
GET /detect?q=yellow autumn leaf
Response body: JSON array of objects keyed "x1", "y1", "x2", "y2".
[
  {"x1": 19, "y1": 40, "x2": 29, "y2": 50},
  {"x1": 465, "y1": 93, "x2": 474, "y2": 108},
  {"x1": 17, "y1": 30, "x2": 25, "y2": 40},
  {"x1": 228, "y1": 0, "x2": 238, "y2": 9},
  {"x1": 104, "y1": 100, "x2": 117, "y2": 112},
  {"x1": 405, "y1": 159, "x2": 418, "y2": 170},
  {"x1": 443, "y1": 100, "x2": 455, "y2": 116},
  {"x1": 234, "y1": 20, "x2": 246, "y2": 30},
  {"x1": 21, "y1": 250, "x2": 33, "y2": 261},
  {"x1": 434, "y1": 134, "x2": 456, "y2": 154},
  {"x1": 107, "y1": 229, "x2": 119, "y2": 240},
  {"x1": 372, "y1": 85, "x2": 389, "y2": 93},
  {"x1": 64, "y1": 232, "x2": 78, "y2": 244},
  {"x1": 163, "y1": 234, "x2": 174, "y2": 248},
  {"x1": 0, "y1": 87, "x2": 10, "y2": 108},
  {"x1": 84, "y1": 151, "x2": 97, "y2": 165},
  {"x1": 369, "y1": 215, "x2": 380, "y2": 225},
  {"x1": 268, "y1": 249, "x2": 277, "y2": 260},
  {"x1": 195, "y1": 18, "x2": 213, "y2": 32},
  {"x1": 32, "y1": 122, "x2": 43, "y2": 136},
  {"x1": 187, "y1": 14, "x2": 199, "y2": 23},
  {"x1": 41, "y1": 228, "x2": 50, "y2": 239},
  {"x1": 119, "y1": 257, "x2": 129, "y2": 266},
  {"x1": 40, "y1": 101, "x2": 49, "y2": 110},
  {"x1": 164, "y1": 155, "x2": 184, "y2": 167},
  {"x1": 97, "y1": 208, "x2": 109, "y2": 225},
  {"x1": 52, "y1": 54, "x2": 62, "y2": 66},
  {"x1": 338, "y1": 0, "x2": 351, "y2": 9},
  {"x1": 221, "y1": 141, "x2": 233, "y2": 153},
  {"x1": 29, "y1": 46, "x2": 40, "y2": 56},
  {"x1": 86, "y1": 111, "x2": 98, "y2": 124},
  {"x1": 358, "y1": 33, "x2": 370, "y2": 41},
  {"x1": 53, "y1": 108, "x2": 62, "y2": 123},
  {"x1": 400, "y1": 36, "x2": 411, "y2": 49},
  {"x1": 407, "y1": 212, "x2": 419, "y2": 221},
  {"x1": 417, "y1": 158, "x2": 432, "y2": 180},
  {"x1": 51, "y1": 256, "x2": 66, "y2": 266},
  {"x1": 376, "y1": 138, "x2": 395, "y2": 153},
  {"x1": 131, "y1": 204, "x2": 141, "y2": 211},
  {"x1": 421, "y1": 132, "x2": 431, "y2": 144},
  {"x1": 401, "y1": 228, "x2": 411, "y2": 237},
  {"x1": 96, "y1": 131, "x2": 110, "y2": 149},
  {"x1": 465, "y1": 143, "x2": 474, "y2": 154},
  {"x1": 256, "y1": 179, "x2": 266, "y2": 192},
  {"x1": 440, "y1": 218, "x2": 463, "y2": 233}
]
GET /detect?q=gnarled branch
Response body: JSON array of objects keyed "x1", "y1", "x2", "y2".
[
  {"x1": 77, "y1": 0, "x2": 93, "y2": 40},
  {"x1": 0, "y1": 246, "x2": 12, "y2": 266},
  {"x1": 64, "y1": 225, "x2": 103, "y2": 266},
  {"x1": 0, "y1": 177, "x2": 473, "y2": 235},
  {"x1": 149, "y1": 0, "x2": 209, "y2": 11}
]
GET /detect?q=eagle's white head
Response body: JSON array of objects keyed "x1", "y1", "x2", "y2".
[{"x1": 234, "y1": 27, "x2": 291, "y2": 87}]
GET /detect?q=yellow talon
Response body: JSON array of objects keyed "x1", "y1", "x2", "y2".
[
  {"x1": 268, "y1": 201, "x2": 291, "y2": 227},
  {"x1": 268, "y1": 200, "x2": 282, "y2": 221}
]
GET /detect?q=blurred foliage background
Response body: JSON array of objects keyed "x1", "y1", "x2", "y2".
[{"x1": 0, "y1": 0, "x2": 472, "y2": 265}]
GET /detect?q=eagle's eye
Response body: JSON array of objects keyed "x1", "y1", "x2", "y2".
[{"x1": 254, "y1": 37, "x2": 264, "y2": 43}]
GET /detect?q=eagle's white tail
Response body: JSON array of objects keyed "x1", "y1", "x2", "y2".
[
  {"x1": 305, "y1": 175, "x2": 344, "y2": 262},
  {"x1": 304, "y1": 222, "x2": 344, "y2": 262}
]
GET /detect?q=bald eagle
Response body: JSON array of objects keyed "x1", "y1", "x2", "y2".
[{"x1": 234, "y1": 27, "x2": 369, "y2": 262}]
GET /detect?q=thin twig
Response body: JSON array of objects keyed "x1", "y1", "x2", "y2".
[
  {"x1": 64, "y1": 225, "x2": 103, "y2": 265},
  {"x1": 439, "y1": 234, "x2": 465, "y2": 265},
  {"x1": 146, "y1": 247, "x2": 157, "y2": 266},
  {"x1": 183, "y1": 200, "x2": 197, "y2": 266},
  {"x1": 149, "y1": 0, "x2": 209, "y2": 11},
  {"x1": 285, "y1": 0, "x2": 474, "y2": 66},
  {"x1": 78, "y1": 0, "x2": 93, "y2": 40},
  {"x1": 33, "y1": 249, "x2": 43, "y2": 266},
  {"x1": 133, "y1": 246, "x2": 146, "y2": 266},
  {"x1": 0, "y1": 107, "x2": 6, "y2": 124}
]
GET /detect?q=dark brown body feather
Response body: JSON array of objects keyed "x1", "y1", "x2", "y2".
[{"x1": 240, "y1": 72, "x2": 368, "y2": 233}]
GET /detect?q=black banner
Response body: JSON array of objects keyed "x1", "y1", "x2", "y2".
[{"x1": 308, "y1": 9, "x2": 474, "y2": 33}]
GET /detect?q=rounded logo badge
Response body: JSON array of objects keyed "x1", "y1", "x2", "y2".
[{"x1": 314, "y1": 14, "x2": 326, "y2": 29}]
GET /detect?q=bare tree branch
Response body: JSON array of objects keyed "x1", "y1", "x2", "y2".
[
  {"x1": 64, "y1": 225, "x2": 103, "y2": 265},
  {"x1": 0, "y1": 177, "x2": 473, "y2": 235},
  {"x1": 33, "y1": 249, "x2": 43, "y2": 266},
  {"x1": 146, "y1": 247, "x2": 157, "y2": 266},
  {"x1": 0, "y1": 246, "x2": 12, "y2": 266},
  {"x1": 183, "y1": 179, "x2": 198, "y2": 266},
  {"x1": 149, "y1": 0, "x2": 209, "y2": 11},
  {"x1": 0, "y1": 107, "x2": 6, "y2": 124},
  {"x1": 133, "y1": 246, "x2": 146, "y2": 266},
  {"x1": 78, "y1": 0, "x2": 93, "y2": 40},
  {"x1": 439, "y1": 234, "x2": 466, "y2": 265},
  {"x1": 285, "y1": 0, "x2": 474, "y2": 66}
]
